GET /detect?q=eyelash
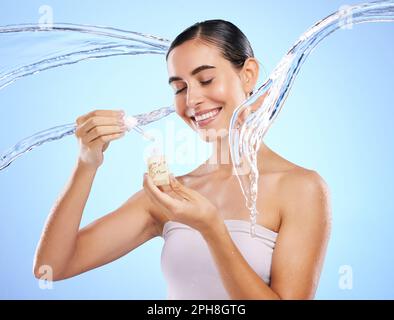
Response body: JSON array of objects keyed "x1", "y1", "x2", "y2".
[{"x1": 175, "y1": 79, "x2": 214, "y2": 95}]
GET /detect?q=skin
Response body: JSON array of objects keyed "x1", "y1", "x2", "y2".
[
  {"x1": 145, "y1": 38, "x2": 332, "y2": 299},
  {"x1": 158, "y1": 38, "x2": 295, "y2": 232},
  {"x1": 33, "y1": 38, "x2": 331, "y2": 300}
]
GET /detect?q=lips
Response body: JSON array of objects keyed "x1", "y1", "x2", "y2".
[{"x1": 190, "y1": 107, "x2": 223, "y2": 128}]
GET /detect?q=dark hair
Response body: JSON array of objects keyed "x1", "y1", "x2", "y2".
[{"x1": 165, "y1": 19, "x2": 254, "y2": 70}]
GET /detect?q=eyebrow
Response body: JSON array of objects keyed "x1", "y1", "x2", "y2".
[{"x1": 168, "y1": 65, "x2": 216, "y2": 84}]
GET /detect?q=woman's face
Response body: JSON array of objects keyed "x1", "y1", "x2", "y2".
[{"x1": 167, "y1": 39, "x2": 249, "y2": 142}]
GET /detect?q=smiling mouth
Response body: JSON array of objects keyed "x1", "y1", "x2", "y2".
[{"x1": 191, "y1": 107, "x2": 223, "y2": 127}]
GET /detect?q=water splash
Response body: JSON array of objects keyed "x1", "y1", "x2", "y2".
[
  {"x1": 0, "y1": 106, "x2": 174, "y2": 170},
  {"x1": 1, "y1": 1, "x2": 394, "y2": 238},
  {"x1": 0, "y1": 23, "x2": 175, "y2": 170},
  {"x1": 0, "y1": 23, "x2": 171, "y2": 90},
  {"x1": 229, "y1": 0, "x2": 394, "y2": 237}
]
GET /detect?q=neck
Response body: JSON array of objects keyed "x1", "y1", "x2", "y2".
[{"x1": 204, "y1": 135, "x2": 271, "y2": 174}]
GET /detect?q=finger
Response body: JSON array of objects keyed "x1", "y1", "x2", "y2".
[
  {"x1": 156, "y1": 180, "x2": 172, "y2": 193},
  {"x1": 84, "y1": 125, "x2": 127, "y2": 143},
  {"x1": 143, "y1": 175, "x2": 174, "y2": 215},
  {"x1": 76, "y1": 116, "x2": 124, "y2": 137},
  {"x1": 155, "y1": 182, "x2": 186, "y2": 202},
  {"x1": 144, "y1": 183, "x2": 170, "y2": 214},
  {"x1": 89, "y1": 132, "x2": 125, "y2": 148},
  {"x1": 144, "y1": 173, "x2": 180, "y2": 212},
  {"x1": 76, "y1": 109, "x2": 124, "y2": 126},
  {"x1": 144, "y1": 184, "x2": 179, "y2": 221},
  {"x1": 169, "y1": 175, "x2": 195, "y2": 201}
]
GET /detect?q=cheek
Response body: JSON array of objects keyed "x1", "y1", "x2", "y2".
[
  {"x1": 212, "y1": 78, "x2": 245, "y2": 108},
  {"x1": 175, "y1": 104, "x2": 187, "y2": 122},
  {"x1": 213, "y1": 86, "x2": 243, "y2": 123},
  {"x1": 175, "y1": 103, "x2": 195, "y2": 128},
  {"x1": 175, "y1": 97, "x2": 187, "y2": 115},
  {"x1": 175, "y1": 104, "x2": 183, "y2": 117},
  {"x1": 210, "y1": 81, "x2": 228, "y2": 100}
]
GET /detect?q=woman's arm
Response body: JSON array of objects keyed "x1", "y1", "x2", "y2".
[
  {"x1": 33, "y1": 160, "x2": 98, "y2": 279},
  {"x1": 200, "y1": 170, "x2": 331, "y2": 299},
  {"x1": 52, "y1": 189, "x2": 158, "y2": 281},
  {"x1": 34, "y1": 109, "x2": 162, "y2": 281},
  {"x1": 33, "y1": 161, "x2": 160, "y2": 281},
  {"x1": 269, "y1": 170, "x2": 331, "y2": 299}
]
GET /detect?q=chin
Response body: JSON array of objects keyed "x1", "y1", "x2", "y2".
[{"x1": 196, "y1": 125, "x2": 229, "y2": 142}]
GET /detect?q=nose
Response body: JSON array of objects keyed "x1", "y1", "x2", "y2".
[{"x1": 186, "y1": 83, "x2": 204, "y2": 109}]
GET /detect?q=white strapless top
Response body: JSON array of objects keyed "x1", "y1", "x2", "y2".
[{"x1": 160, "y1": 219, "x2": 278, "y2": 300}]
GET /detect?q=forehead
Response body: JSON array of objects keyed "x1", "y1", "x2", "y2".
[{"x1": 167, "y1": 39, "x2": 227, "y2": 75}]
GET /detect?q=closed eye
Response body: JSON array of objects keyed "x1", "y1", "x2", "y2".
[
  {"x1": 175, "y1": 87, "x2": 186, "y2": 95},
  {"x1": 201, "y1": 79, "x2": 213, "y2": 85},
  {"x1": 175, "y1": 78, "x2": 214, "y2": 95}
]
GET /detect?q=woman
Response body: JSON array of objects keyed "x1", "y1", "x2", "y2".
[{"x1": 33, "y1": 20, "x2": 331, "y2": 300}]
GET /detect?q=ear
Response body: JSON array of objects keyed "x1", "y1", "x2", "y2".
[{"x1": 240, "y1": 57, "x2": 259, "y2": 96}]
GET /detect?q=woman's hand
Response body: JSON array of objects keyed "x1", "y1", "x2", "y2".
[
  {"x1": 75, "y1": 109, "x2": 127, "y2": 169},
  {"x1": 143, "y1": 173, "x2": 223, "y2": 234}
]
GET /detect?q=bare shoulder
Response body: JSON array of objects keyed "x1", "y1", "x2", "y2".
[
  {"x1": 278, "y1": 166, "x2": 331, "y2": 223},
  {"x1": 279, "y1": 167, "x2": 330, "y2": 197}
]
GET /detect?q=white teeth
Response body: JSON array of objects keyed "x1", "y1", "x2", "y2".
[{"x1": 194, "y1": 108, "x2": 221, "y2": 122}]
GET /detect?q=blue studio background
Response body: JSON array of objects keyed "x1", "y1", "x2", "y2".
[{"x1": 0, "y1": 0, "x2": 393, "y2": 299}]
